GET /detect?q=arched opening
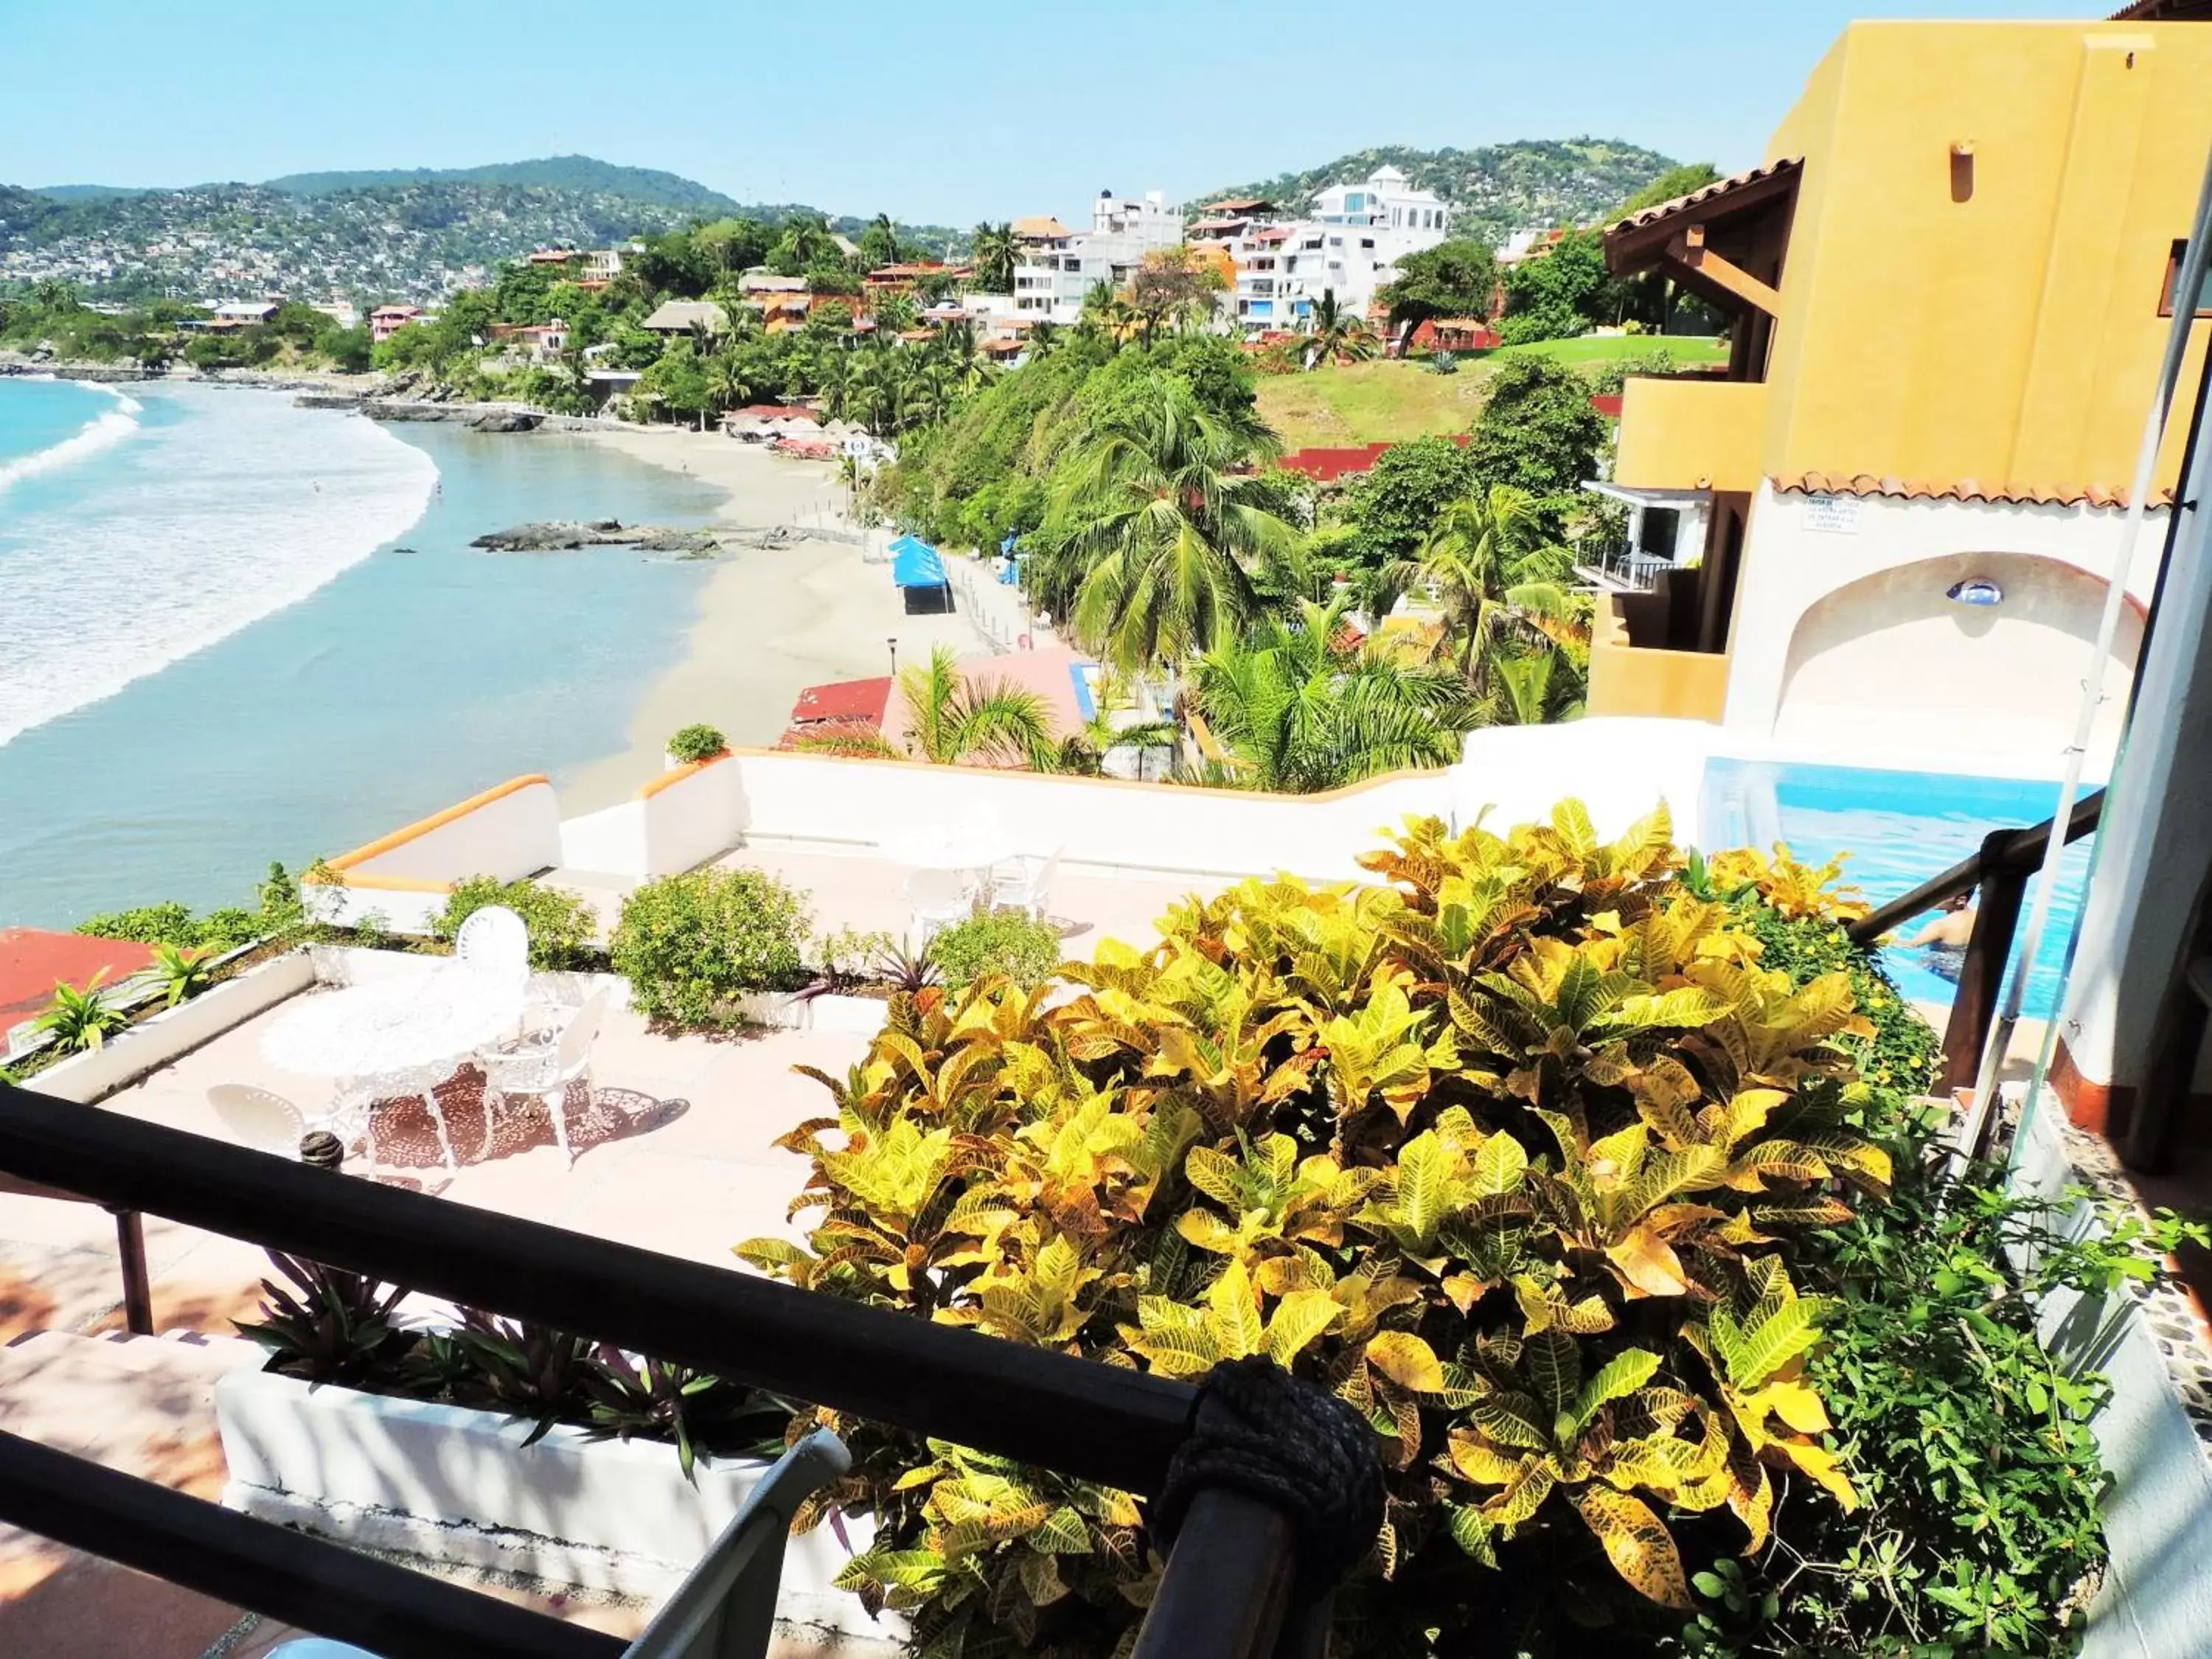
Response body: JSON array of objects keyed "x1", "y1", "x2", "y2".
[{"x1": 1773, "y1": 552, "x2": 2143, "y2": 754}]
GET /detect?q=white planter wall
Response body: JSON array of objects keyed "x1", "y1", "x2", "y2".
[
  {"x1": 34, "y1": 952, "x2": 316, "y2": 1105},
  {"x1": 216, "y1": 1368, "x2": 899, "y2": 1646}
]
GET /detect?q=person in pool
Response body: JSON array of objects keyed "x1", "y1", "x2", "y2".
[{"x1": 1893, "y1": 891, "x2": 1978, "y2": 983}]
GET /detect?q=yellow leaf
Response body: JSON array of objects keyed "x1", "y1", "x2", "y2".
[
  {"x1": 1754, "y1": 1380, "x2": 1832, "y2": 1436},
  {"x1": 1206, "y1": 1259, "x2": 1264, "y2": 1359},
  {"x1": 1771, "y1": 1435, "x2": 1859, "y2": 1512},
  {"x1": 1571, "y1": 1486, "x2": 1691, "y2": 1609},
  {"x1": 1446, "y1": 1428, "x2": 1528, "y2": 1486},
  {"x1": 1366, "y1": 1331, "x2": 1447, "y2": 1394},
  {"x1": 1605, "y1": 1226, "x2": 1691, "y2": 1298}
]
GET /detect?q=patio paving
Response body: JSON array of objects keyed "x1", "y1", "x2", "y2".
[{"x1": 0, "y1": 857, "x2": 1231, "y2": 1655}]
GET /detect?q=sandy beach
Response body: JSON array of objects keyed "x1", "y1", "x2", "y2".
[{"x1": 560, "y1": 428, "x2": 988, "y2": 809}]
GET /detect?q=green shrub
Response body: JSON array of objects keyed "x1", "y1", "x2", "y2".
[
  {"x1": 611, "y1": 868, "x2": 813, "y2": 1027},
  {"x1": 741, "y1": 806, "x2": 1907, "y2": 1652},
  {"x1": 667, "y1": 723, "x2": 728, "y2": 764},
  {"x1": 928, "y1": 909, "x2": 1062, "y2": 989},
  {"x1": 433, "y1": 876, "x2": 602, "y2": 971},
  {"x1": 32, "y1": 973, "x2": 132, "y2": 1054},
  {"x1": 77, "y1": 902, "x2": 201, "y2": 948}
]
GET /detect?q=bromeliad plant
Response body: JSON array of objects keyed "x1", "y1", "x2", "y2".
[{"x1": 741, "y1": 803, "x2": 1915, "y2": 1655}]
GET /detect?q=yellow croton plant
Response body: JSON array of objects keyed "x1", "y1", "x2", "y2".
[{"x1": 740, "y1": 803, "x2": 1898, "y2": 1651}]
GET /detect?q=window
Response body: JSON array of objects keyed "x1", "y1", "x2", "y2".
[
  {"x1": 1346, "y1": 192, "x2": 1364, "y2": 212},
  {"x1": 2159, "y1": 239, "x2": 2212, "y2": 317},
  {"x1": 1360, "y1": 238, "x2": 1374, "y2": 250}
]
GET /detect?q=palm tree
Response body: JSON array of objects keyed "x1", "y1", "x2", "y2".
[
  {"x1": 1046, "y1": 380, "x2": 1297, "y2": 673},
  {"x1": 1189, "y1": 597, "x2": 1479, "y2": 793},
  {"x1": 1054, "y1": 671, "x2": 1179, "y2": 776},
  {"x1": 896, "y1": 646, "x2": 1060, "y2": 767},
  {"x1": 1029, "y1": 319, "x2": 1062, "y2": 358},
  {"x1": 1489, "y1": 646, "x2": 1587, "y2": 726},
  {"x1": 970, "y1": 222, "x2": 1016, "y2": 293},
  {"x1": 1406, "y1": 484, "x2": 1568, "y2": 694},
  {"x1": 1080, "y1": 279, "x2": 1139, "y2": 347},
  {"x1": 1303, "y1": 288, "x2": 1376, "y2": 369},
  {"x1": 707, "y1": 349, "x2": 754, "y2": 417}
]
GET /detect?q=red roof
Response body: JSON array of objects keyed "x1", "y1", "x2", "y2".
[
  {"x1": 789, "y1": 676, "x2": 893, "y2": 726},
  {"x1": 728, "y1": 405, "x2": 818, "y2": 422},
  {"x1": 1590, "y1": 393, "x2": 1624, "y2": 420},
  {"x1": 1277, "y1": 434, "x2": 1472, "y2": 483},
  {"x1": 1, "y1": 929, "x2": 157, "y2": 1025},
  {"x1": 1249, "y1": 226, "x2": 1293, "y2": 243}
]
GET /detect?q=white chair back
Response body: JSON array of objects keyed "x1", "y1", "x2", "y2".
[
  {"x1": 208, "y1": 1085, "x2": 306, "y2": 1157},
  {"x1": 908, "y1": 868, "x2": 973, "y2": 914},
  {"x1": 1031, "y1": 845, "x2": 1062, "y2": 895},
  {"x1": 557, "y1": 989, "x2": 611, "y2": 1077},
  {"x1": 456, "y1": 905, "x2": 530, "y2": 984}
]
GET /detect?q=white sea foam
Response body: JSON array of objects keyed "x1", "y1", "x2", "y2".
[
  {"x1": 0, "y1": 383, "x2": 439, "y2": 748},
  {"x1": 0, "y1": 387, "x2": 140, "y2": 495}
]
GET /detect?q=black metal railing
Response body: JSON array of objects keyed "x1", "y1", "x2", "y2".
[
  {"x1": 0, "y1": 1082, "x2": 1343, "y2": 1659},
  {"x1": 1846, "y1": 787, "x2": 2104, "y2": 1094}
]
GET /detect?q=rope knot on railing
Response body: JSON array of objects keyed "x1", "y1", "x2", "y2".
[{"x1": 1150, "y1": 1355, "x2": 1385, "y2": 1590}]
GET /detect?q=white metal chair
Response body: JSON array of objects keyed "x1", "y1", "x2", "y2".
[
  {"x1": 454, "y1": 905, "x2": 529, "y2": 989},
  {"x1": 907, "y1": 868, "x2": 977, "y2": 942},
  {"x1": 212, "y1": 1083, "x2": 380, "y2": 1172},
  {"x1": 208, "y1": 1085, "x2": 305, "y2": 1158},
  {"x1": 479, "y1": 988, "x2": 610, "y2": 1167},
  {"x1": 264, "y1": 1430, "x2": 851, "y2": 1659},
  {"x1": 990, "y1": 846, "x2": 1062, "y2": 921}
]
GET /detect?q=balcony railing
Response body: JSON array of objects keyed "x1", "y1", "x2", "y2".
[
  {"x1": 1573, "y1": 547, "x2": 1675, "y2": 592},
  {"x1": 0, "y1": 1082, "x2": 1377, "y2": 1659}
]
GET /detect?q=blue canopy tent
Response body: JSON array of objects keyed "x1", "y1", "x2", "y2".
[{"x1": 888, "y1": 535, "x2": 953, "y2": 613}]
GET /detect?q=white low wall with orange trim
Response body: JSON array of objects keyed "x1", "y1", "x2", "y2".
[
  {"x1": 557, "y1": 756, "x2": 744, "y2": 881},
  {"x1": 721, "y1": 749, "x2": 1454, "y2": 881},
  {"x1": 307, "y1": 776, "x2": 563, "y2": 931}
]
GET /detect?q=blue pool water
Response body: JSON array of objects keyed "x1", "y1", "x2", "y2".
[{"x1": 1700, "y1": 759, "x2": 2093, "y2": 1015}]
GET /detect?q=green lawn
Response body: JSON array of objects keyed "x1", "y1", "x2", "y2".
[{"x1": 1255, "y1": 334, "x2": 1727, "y2": 452}]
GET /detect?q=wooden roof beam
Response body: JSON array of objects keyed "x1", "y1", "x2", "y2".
[{"x1": 1663, "y1": 224, "x2": 1781, "y2": 318}]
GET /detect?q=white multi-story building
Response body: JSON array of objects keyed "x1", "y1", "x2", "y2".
[
  {"x1": 1222, "y1": 165, "x2": 1454, "y2": 334},
  {"x1": 1011, "y1": 190, "x2": 1183, "y2": 324}
]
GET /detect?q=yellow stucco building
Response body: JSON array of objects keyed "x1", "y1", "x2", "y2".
[{"x1": 1593, "y1": 4, "x2": 2212, "y2": 759}]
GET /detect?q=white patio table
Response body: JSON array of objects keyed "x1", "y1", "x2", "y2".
[
  {"x1": 260, "y1": 969, "x2": 524, "y2": 1171},
  {"x1": 879, "y1": 810, "x2": 1017, "y2": 874}
]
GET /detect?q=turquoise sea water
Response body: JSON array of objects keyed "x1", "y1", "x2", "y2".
[
  {"x1": 0, "y1": 379, "x2": 727, "y2": 928},
  {"x1": 1700, "y1": 759, "x2": 2092, "y2": 1016}
]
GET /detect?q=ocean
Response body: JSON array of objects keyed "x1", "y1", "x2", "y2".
[{"x1": 0, "y1": 378, "x2": 727, "y2": 929}]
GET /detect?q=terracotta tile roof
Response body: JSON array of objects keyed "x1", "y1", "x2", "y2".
[
  {"x1": 789, "y1": 677, "x2": 893, "y2": 726},
  {"x1": 1011, "y1": 215, "x2": 1072, "y2": 239},
  {"x1": 1773, "y1": 471, "x2": 2177, "y2": 509},
  {"x1": 1, "y1": 929, "x2": 157, "y2": 1024},
  {"x1": 1607, "y1": 158, "x2": 1804, "y2": 235}
]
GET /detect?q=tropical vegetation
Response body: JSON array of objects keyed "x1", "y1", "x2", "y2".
[{"x1": 730, "y1": 807, "x2": 2165, "y2": 1658}]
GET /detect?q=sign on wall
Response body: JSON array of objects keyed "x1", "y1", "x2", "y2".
[{"x1": 1802, "y1": 495, "x2": 1863, "y2": 535}]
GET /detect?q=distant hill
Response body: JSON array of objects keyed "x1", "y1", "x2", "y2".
[
  {"x1": 260, "y1": 155, "x2": 742, "y2": 212},
  {"x1": 30, "y1": 184, "x2": 142, "y2": 203},
  {"x1": 0, "y1": 157, "x2": 960, "y2": 305},
  {"x1": 1195, "y1": 138, "x2": 1683, "y2": 245}
]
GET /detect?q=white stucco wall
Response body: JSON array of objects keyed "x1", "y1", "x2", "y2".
[
  {"x1": 349, "y1": 780, "x2": 563, "y2": 885},
  {"x1": 1726, "y1": 488, "x2": 2165, "y2": 764},
  {"x1": 2057, "y1": 390, "x2": 2212, "y2": 1097}
]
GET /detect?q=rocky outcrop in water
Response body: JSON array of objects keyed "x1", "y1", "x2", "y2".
[{"x1": 471, "y1": 520, "x2": 721, "y2": 555}]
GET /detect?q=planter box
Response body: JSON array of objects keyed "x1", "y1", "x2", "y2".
[
  {"x1": 734, "y1": 991, "x2": 888, "y2": 1037},
  {"x1": 35, "y1": 951, "x2": 316, "y2": 1105},
  {"x1": 216, "y1": 1369, "x2": 900, "y2": 1646}
]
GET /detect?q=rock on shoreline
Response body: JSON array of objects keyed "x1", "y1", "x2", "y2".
[{"x1": 471, "y1": 520, "x2": 725, "y2": 555}]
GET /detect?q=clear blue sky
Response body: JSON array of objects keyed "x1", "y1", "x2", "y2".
[{"x1": 0, "y1": 0, "x2": 2104, "y2": 226}]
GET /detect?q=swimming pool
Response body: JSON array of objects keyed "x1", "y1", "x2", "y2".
[{"x1": 1699, "y1": 759, "x2": 2093, "y2": 1015}]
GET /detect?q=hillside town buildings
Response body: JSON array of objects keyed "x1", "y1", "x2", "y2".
[
  {"x1": 1190, "y1": 165, "x2": 1455, "y2": 334},
  {"x1": 1011, "y1": 190, "x2": 1184, "y2": 324}
]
